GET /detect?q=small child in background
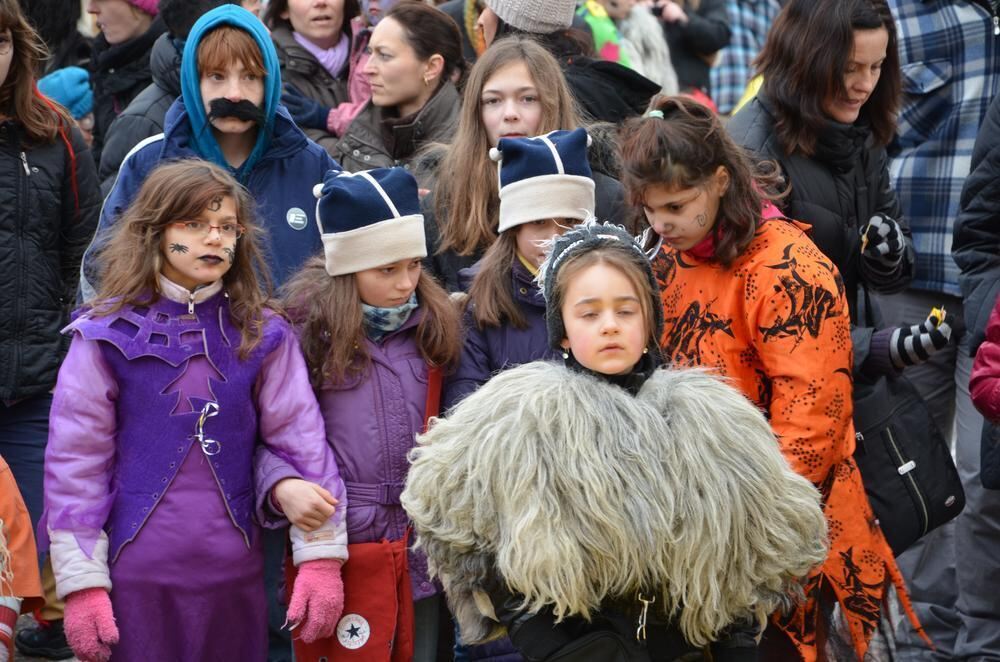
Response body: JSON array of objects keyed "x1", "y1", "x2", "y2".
[
  {"x1": 281, "y1": 166, "x2": 462, "y2": 661},
  {"x1": 445, "y1": 128, "x2": 595, "y2": 408},
  {"x1": 0, "y1": 456, "x2": 43, "y2": 662},
  {"x1": 37, "y1": 66, "x2": 95, "y2": 147},
  {"x1": 42, "y1": 160, "x2": 348, "y2": 662}
]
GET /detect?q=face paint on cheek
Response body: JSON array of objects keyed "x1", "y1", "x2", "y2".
[
  {"x1": 223, "y1": 247, "x2": 235, "y2": 264},
  {"x1": 170, "y1": 243, "x2": 190, "y2": 254},
  {"x1": 695, "y1": 214, "x2": 707, "y2": 227}
]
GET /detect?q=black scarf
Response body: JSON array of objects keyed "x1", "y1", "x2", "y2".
[{"x1": 564, "y1": 348, "x2": 660, "y2": 397}]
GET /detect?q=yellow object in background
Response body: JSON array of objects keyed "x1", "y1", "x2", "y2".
[{"x1": 930, "y1": 307, "x2": 947, "y2": 327}]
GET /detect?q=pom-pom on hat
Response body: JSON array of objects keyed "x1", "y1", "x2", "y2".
[
  {"x1": 538, "y1": 221, "x2": 664, "y2": 350},
  {"x1": 484, "y1": 0, "x2": 576, "y2": 34},
  {"x1": 37, "y1": 67, "x2": 93, "y2": 120},
  {"x1": 314, "y1": 167, "x2": 427, "y2": 277},
  {"x1": 490, "y1": 128, "x2": 596, "y2": 234}
]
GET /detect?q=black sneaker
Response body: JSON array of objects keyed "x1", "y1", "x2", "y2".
[{"x1": 14, "y1": 619, "x2": 74, "y2": 660}]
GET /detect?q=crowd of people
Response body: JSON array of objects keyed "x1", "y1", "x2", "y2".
[{"x1": 1, "y1": 0, "x2": 1000, "y2": 661}]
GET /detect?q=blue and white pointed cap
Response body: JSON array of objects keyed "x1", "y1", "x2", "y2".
[
  {"x1": 489, "y1": 128, "x2": 596, "y2": 234},
  {"x1": 314, "y1": 167, "x2": 427, "y2": 277}
]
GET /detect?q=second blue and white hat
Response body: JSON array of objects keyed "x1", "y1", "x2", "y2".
[
  {"x1": 489, "y1": 128, "x2": 596, "y2": 234},
  {"x1": 314, "y1": 167, "x2": 427, "y2": 277}
]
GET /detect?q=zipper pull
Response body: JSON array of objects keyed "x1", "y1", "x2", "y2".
[
  {"x1": 188, "y1": 291, "x2": 195, "y2": 315},
  {"x1": 19, "y1": 152, "x2": 29, "y2": 175}
]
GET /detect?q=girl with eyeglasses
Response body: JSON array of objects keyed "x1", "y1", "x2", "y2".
[{"x1": 40, "y1": 159, "x2": 351, "y2": 662}]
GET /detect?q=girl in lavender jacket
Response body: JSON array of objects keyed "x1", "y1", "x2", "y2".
[
  {"x1": 282, "y1": 166, "x2": 462, "y2": 660},
  {"x1": 41, "y1": 161, "x2": 349, "y2": 662}
]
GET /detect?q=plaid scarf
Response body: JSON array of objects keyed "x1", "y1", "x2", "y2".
[{"x1": 362, "y1": 294, "x2": 418, "y2": 342}]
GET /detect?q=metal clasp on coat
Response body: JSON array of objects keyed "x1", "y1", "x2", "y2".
[
  {"x1": 192, "y1": 402, "x2": 221, "y2": 456},
  {"x1": 636, "y1": 592, "x2": 655, "y2": 642}
]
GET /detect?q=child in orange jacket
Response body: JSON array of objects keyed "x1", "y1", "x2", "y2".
[{"x1": 1, "y1": 456, "x2": 43, "y2": 662}]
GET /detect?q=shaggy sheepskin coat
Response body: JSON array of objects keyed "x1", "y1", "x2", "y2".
[{"x1": 401, "y1": 361, "x2": 829, "y2": 651}]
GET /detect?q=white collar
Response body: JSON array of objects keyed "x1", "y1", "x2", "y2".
[{"x1": 157, "y1": 274, "x2": 224, "y2": 313}]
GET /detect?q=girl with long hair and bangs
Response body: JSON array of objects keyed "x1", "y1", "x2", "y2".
[
  {"x1": 43, "y1": 159, "x2": 351, "y2": 662},
  {"x1": 444, "y1": 128, "x2": 595, "y2": 409},
  {"x1": 283, "y1": 166, "x2": 460, "y2": 661},
  {"x1": 620, "y1": 95, "x2": 927, "y2": 660},
  {"x1": 0, "y1": 3, "x2": 100, "y2": 652},
  {"x1": 424, "y1": 35, "x2": 626, "y2": 292}
]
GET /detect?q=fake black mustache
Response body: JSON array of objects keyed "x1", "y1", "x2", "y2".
[{"x1": 207, "y1": 98, "x2": 265, "y2": 124}]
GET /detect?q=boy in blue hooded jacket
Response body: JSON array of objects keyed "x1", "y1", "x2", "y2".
[{"x1": 80, "y1": 5, "x2": 339, "y2": 301}]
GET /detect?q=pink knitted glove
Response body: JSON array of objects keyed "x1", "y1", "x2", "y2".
[
  {"x1": 64, "y1": 588, "x2": 118, "y2": 662},
  {"x1": 287, "y1": 558, "x2": 344, "y2": 643}
]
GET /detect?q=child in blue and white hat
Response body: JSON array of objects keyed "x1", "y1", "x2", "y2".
[
  {"x1": 281, "y1": 165, "x2": 463, "y2": 657},
  {"x1": 444, "y1": 127, "x2": 597, "y2": 407}
]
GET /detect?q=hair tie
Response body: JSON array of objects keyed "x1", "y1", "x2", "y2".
[{"x1": 644, "y1": 109, "x2": 664, "y2": 119}]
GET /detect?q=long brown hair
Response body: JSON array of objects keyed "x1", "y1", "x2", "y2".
[
  {"x1": 93, "y1": 160, "x2": 274, "y2": 358},
  {"x1": 755, "y1": 0, "x2": 900, "y2": 155},
  {"x1": 0, "y1": 0, "x2": 73, "y2": 143},
  {"x1": 282, "y1": 256, "x2": 462, "y2": 389},
  {"x1": 618, "y1": 96, "x2": 784, "y2": 266},
  {"x1": 434, "y1": 36, "x2": 579, "y2": 256},
  {"x1": 467, "y1": 231, "x2": 528, "y2": 329}
]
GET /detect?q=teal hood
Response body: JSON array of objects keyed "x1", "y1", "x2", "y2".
[{"x1": 180, "y1": 5, "x2": 281, "y2": 181}]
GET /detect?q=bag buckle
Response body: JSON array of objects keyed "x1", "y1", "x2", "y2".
[{"x1": 635, "y1": 592, "x2": 655, "y2": 642}]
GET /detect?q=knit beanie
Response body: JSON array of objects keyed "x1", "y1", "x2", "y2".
[
  {"x1": 539, "y1": 222, "x2": 664, "y2": 350},
  {"x1": 490, "y1": 128, "x2": 596, "y2": 234},
  {"x1": 37, "y1": 67, "x2": 93, "y2": 120},
  {"x1": 315, "y1": 167, "x2": 427, "y2": 277},
  {"x1": 160, "y1": 0, "x2": 237, "y2": 39},
  {"x1": 127, "y1": 0, "x2": 160, "y2": 16},
  {"x1": 484, "y1": 0, "x2": 576, "y2": 34}
]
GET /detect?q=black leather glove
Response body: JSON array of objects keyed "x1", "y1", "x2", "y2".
[
  {"x1": 860, "y1": 213, "x2": 905, "y2": 268},
  {"x1": 281, "y1": 83, "x2": 330, "y2": 131}
]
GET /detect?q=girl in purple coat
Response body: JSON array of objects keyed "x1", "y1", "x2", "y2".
[
  {"x1": 282, "y1": 166, "x2": 462, "y2": 660},
  {"x1": 42, "y1": 161, "x2": 349, "y2": 662},
  {"x1": 445, "y1": 128, "x2": 597, "y2": 410}
]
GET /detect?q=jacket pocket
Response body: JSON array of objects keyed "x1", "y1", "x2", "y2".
[
  {"x1": 345, "y1": 503, "x2": 377, "y2": 536},
  {"x1": 900, "y1": 59, "x2": 952, "y2": 95}
]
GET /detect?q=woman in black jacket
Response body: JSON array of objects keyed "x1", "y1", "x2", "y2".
[
  {"x1": 86, "y1": 0, "x2": 164, "y2": 165},
  {"x1": 0, "y1": 0, "x2": 99, "y2": 613},
  {"x1": 726, "y1": 0, "x2": 954, "y2": 390}
]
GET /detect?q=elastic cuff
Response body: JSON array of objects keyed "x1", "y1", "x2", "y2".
[{"x1": 862, "y1": 328, "x2": 902, "y2": 378}]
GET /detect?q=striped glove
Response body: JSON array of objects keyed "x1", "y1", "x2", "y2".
[
  {"x1": 889, "y1": 310, "x2": 954, "y2": 369},
  {"x1": 861, "y1": 213, "x2": 905, "y2": 268}
]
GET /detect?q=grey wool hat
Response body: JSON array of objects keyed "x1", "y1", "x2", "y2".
[{"x1": 484, "y1": 0, "x2": 577, "y2": 34}]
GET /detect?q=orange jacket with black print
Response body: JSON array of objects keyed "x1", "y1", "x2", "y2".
[{"x1": 651, "y1": 215, "x2": 924, "y2": 661}]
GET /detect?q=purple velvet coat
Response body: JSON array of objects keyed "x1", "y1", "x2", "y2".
[
  {"x1": 317, "y1": 311, "x2": 438, "y2": 600},
  {"x1": 443, "y1": 260, "x2": 558, "y2": 410}
]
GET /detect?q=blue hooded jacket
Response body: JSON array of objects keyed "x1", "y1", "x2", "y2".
[{"x1": 81, "y1": 5, "x2": 338, "y2": 298}]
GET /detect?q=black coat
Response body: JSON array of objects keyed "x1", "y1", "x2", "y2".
[
  {"x1": 659, "y1": 0, "x2": 730, "y2": 94},
  {"x1": 89, "y1": 18, "x2": 166, "y2": 166},
  {"x1": 0, "y1": 122, "x2": 100, "y2": 400},
  {"x1": 954, "y1": 89, "x2": 1000, "y2": 355},
  {"x1": 727, "y1": 95, "x2": 914, "y2": 317},
  {"x1": 562, "y1": 56, "x2": 660, "y2": 124},
  {"x1": 98, "y1": 32, "x2": 180, "y2": 196}
]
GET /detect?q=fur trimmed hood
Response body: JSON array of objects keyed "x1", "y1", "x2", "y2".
[{"x1": 401, "y1": 362, "x2": 828, "y2": 646}]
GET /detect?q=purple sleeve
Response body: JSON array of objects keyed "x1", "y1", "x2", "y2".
[
  {"x1": 41, "y1": 335, "x2": 118, "y2": 557},
  {"x1": 254, "y1": 328, "x2": 347, "y2": 528}
]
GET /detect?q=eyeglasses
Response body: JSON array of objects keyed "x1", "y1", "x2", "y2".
[{"x1": 170, "y1": 220, "x2": 245, "y2": 239}]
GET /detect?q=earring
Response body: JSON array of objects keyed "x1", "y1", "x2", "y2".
[
  {"x1": 562, "y1": 351, "x2": 570, "y2": 360},
  {"x1": 643, "y1": 347, "x2": 649, "y2": 354},
  {"x1": 423, "y1": 76, "x2": 430, "y2": 87}
]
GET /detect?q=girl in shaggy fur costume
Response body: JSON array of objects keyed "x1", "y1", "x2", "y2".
[{"x1": 401, "y1": 222, "x2": 829, "y2": 661}]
